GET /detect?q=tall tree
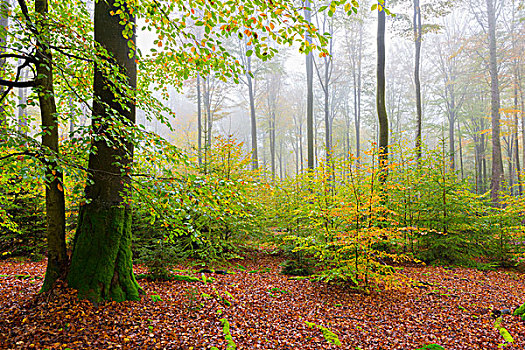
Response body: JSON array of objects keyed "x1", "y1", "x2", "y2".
[
  {"x1": 197, "y1": 73, "x2": 202, "y2": 165},
  {"x1": 18, "y1": 68, "x2": 28, "y2": 134},
  {"x1": 238, "y1": 40, "x2": 259, "y2": 170},
  {"x1": 313, "y1": 5, "x2": 336, "y2": 163},
  {"x1": 246, "y1": 52, "x2": 259, "y2": 170},
  {"x1": 376, "y1": 0, "x2": 389, "y2": 179},
  {"x1": 413, "y1": 0, "x2": 423, "y2": 160},
  {"x1": 305, "y1": 0, "x2": 314, "y2": 170},
  {"x1": 0, "y1": 0, "x2": 9, "y2": 130},
  {"x1": 345, "y1": 15, "x2": 364, "y2": 160},
  {"x1": 32, "y1": 0, "x2": 68, "y2": 292},
  {"x1": 262, "y1": 70, "x2": 283, "y2": 179},
  {"x1": 67, "y1": 0, "x2": 141, "y2": 302},
  {"x1": 486, "y1": 0, "x2": 504, "y2": 203}
]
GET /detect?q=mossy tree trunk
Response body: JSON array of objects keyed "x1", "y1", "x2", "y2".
[{"x1": 67, "y1": 0, "x2": 140, "y2": 302}]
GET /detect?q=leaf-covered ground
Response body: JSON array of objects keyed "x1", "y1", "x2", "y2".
[{"x1": 0, "y1": 253, "x2": 524, "y2": 349}]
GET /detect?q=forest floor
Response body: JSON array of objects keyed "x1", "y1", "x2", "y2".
[{"x1": 0, "y1": 251, "x2": 525, "y2": 350}]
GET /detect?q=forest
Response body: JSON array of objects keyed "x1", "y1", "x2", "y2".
[{"x1": 1, "y1": 0, "x2": 525, "y2": 349}]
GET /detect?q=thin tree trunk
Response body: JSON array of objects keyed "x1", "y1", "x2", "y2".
[
  {"x1": 305, "y1": 0, "x2": 314, "y2": 170},
  {"x1": 448, "y1": 83, "x2": 456, "y2": 170},
  {"x1": 269, "y1": 111, "x2": 276, "y2": 179},
  {"x1": 475, "y1": 142, "x2": 480, "y2": 193},
  {"x1": 377, "y1": 1, "x2": 389, "y2": 181},
  {"x1": 355, "y1": 25, "x2": 363, "y2": 161},
  {"x1": 207, "y1": 84, "x2": 212, "y2": 151},
  {"x1": 197, "y1": 74, "x2": 202, "y2": 166},
  {"x1": 0, "y1": 0, "x2": 9, "y2": 131},
  {"x1": 202, "y1": 78, "x2": 209, "y2": 171},
  {"x1": 457, "y1": 120, "x2": 464, "y2": 179},
  {"x1": 324, "y1": 60, "x2": 330, "y2": 162},
  {"x1": 279, "y1": 139, "x2": 283, "y2": 179},
  {"x1": 299, "y1": 122, "x2": 304, "y2": 172},
  {"x1": 413, "y1": 0, "x2": 423, "y2": 161},
  {"x1": 246, "y1": 55, "x2": 258, "y2": 170},
  {"x1": 36, "y1": 0, "x2": 68, "y2": 292},
  {"x1": 18, "y1": 69, "x2": 27, "y2": 134}
]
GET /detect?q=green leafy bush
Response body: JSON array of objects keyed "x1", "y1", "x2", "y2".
[
  {"x1": 0, "y1": 188, "x2": 46, "y2": 261},
  {"x1": 131, "y1": 136, "x2": 263, "y2": 264}
]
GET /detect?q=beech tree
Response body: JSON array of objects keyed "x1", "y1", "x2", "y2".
[
  {"x1": 313, "y1": 3, "x2": 336, "y2": 163},
  {"x1": 66, "y1": 0, "x2": 141, "y2": 302},
  {"x1": 33, "y1": 0, "x2": 68, "y2": 292},
  {"x1": 413, "y1": 0, "x2": 422, "y2": 160},
  {"x1": 0, "y1": 0, "x2": 8, "y2": 130},
  {"x1": 305, "y1": 0, "x2": 315, "y2": 170},
  {"x1": 485, "y1": 0, "x2": 504, "y2": 203},
  {"x1": 376, "y1": 0, "x2": 389, "y2": 179},
  {"x1": 0, "y1": 0, "x2": 69, "y2": 291}
]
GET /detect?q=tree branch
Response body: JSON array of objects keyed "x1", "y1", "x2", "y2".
[{"x1": 0, "y1": 78, "x2": 35, "y2": 87}]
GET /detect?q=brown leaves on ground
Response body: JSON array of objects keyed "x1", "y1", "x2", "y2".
[{"x1": 0, "y1": 254, "x2": 524, "y2": 349}]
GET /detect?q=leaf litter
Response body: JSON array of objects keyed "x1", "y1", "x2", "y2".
[{"x1": 0, "y1": 253, "x2": 524, "y2": 349}]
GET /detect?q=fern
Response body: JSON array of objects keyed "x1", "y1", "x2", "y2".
[
  {"x1": 220, "y1": 318, "x2": 237, "y2": 350},
  {"x1": 305, "y1": 321, "x2": 341, "y2": 346}
]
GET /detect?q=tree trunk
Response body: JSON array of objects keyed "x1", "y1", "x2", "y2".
[
  {"x1": 202, "y1": 77, "x2": 210, "y2": 170},
  {"x1": 18, "y1": 69, "x2": 28, "y2": 134},
  {"x1": 305, "y1": 0, "x2": 314, "y2": 170},
  {"x1": 0, "y1": 0, "x2": 8, "y2": 131},
  {"x1": 413, "y1": 0, "x2": 423, "y2": 161},
  {"x1": 517, "y1": 88, "x2": 523, "y2": 195},
  {"x1": 270, "y1": 111, "x2": 276, "y2": 179},
  {"x1": 324, "y1": 60, "x2": 331, "y2": 163},
  {"x1": 447, "y1": 82, "x2": 456, "y2": 170},
  {"x1": 207, "y1": 83, "x2": 212, "y2": 151},
  {"x1": 197, "y1": 73, "x2": 202, "y2": 166},
  {"x1": 35, "y1": 0, "x2": 68, "y2": 293},
  {"x1": 457, "y1": 120, "x2": 464, "y2": 179},
  {"x1": 67, "y1": 0, "x2": 141, "y2": 302},
  {"x1": 354, "y1": 25, "x2": 362, "y2": 161},
  {"x1": 246, "y1": 55, "x2": 258, "y2": 170},
  {"x1": 279, "y1": 139, "x2": 283, "y2": 179},
  {"x1": 299, "y1": 122, "x2": 304, "y2": 172},
  {"x1": 377, "y1": 1, "x2": 389, "y2": 181},
  {"x1": 486, "y1": 0, "x2": 504, "y2": 203}
]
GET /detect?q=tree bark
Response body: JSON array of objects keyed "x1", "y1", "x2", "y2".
[
  {"x1": 305, "y1": 0, "x2": 314, "y2": 170},
  {"x1": 270, "y1": 111, "x2": 276, "y2": 179},
  {"x1": 246, "y1": 55, "x2": 258, "y2": 170},
  {"x1": 448, "y1": 84, "x2": 456, "y2": 171},
  {"x1": 67, "y1": 0, "x2": 141, "y2": 302},
  {"x1": 354, "y1": 24, "x2": 363, "y2": 161},
  {"x1": 197, "y1": 73, "x2": 202, "y2": 166},
  {"x1": 35, "y1": 0, "x2": 68, "y2": 293},
  {"x1": 486, "y1": 0, "x2": 504, "y2": 203},
  {"x1": 457, "y1": 120, "x2": 464, "y2": 179},
  {"x1": 413, "y1": 0, "x2": 423, "y2": 161},
  {"x1": 377, "y1": 1, "x2": 389, "y2": 181},
  {"x1": 0, "y1": 0, "x2": 9, "y2": 131},
  {"x1": 18, "y1": 68, "x2": 28, "y2": 134}
]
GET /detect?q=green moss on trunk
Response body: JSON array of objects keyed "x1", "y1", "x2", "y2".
[{"x1": 67, "y1": 205, "x2": 141, "y2": 302}]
